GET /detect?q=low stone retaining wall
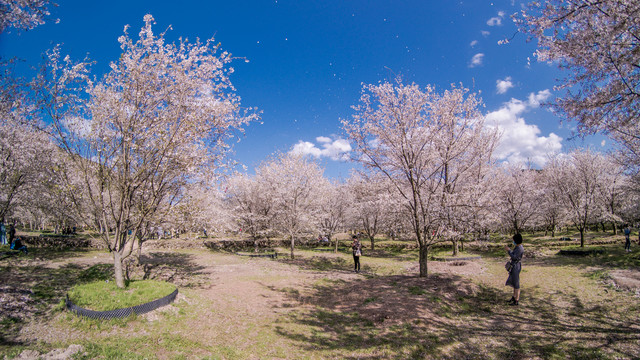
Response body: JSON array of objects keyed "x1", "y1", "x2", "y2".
[
  {"x1": 433, "y1": 256, "x2": 482, "y2": 261},
  {"x1": 142, "y1": 239, "x2": 207, "y2": 250},
  {"x1": 203, "y1": 239, "x2": 325, "y2": 250},
  {"x1": 22, "y1": 235, "x2": 93, "y2": 249},
  {"x1": 558, "y1": 249, "x2": 605, "y2": 256},
  {"x1": 235, "y1": 252, "x2": 278, "y2": 259}
]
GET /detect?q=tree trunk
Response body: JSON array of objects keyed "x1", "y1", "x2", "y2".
[
  {"x1": 452, "y1": 239, "x2": 459, "y2": 256},
  {"x1": 290, "y1": 234, "x2": 295, "y2": 259},
  {"x1": 612, "y1": 222, "x2": 618, "y2": 235},
  {"x1": 136, "y1": 239, "x2": 143, "y2": 264},
  {"x1": 113, "y1": 251, "x2": 126, "y2": 288},
  {"x1": 370, "y1": 236, "x2": 375, "y2": 251},
  {"x1": 418, "y1": 243, "x2": 428, "y2": 277},
  {"x1": 334, "y1": 237, "x2": 339, "y2": 254},
  {"x1": 579, "y1": 228, "x2": 585, "y2": 248}
]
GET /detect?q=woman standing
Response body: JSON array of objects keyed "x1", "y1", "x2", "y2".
[
  {"x1": 623, "y1": 224, "x2": 631, "y2": 252},
  {"x1": 351, "y1": 235, "x2": 362, "y2": 273},
  {"x1": 505, "y1": 233, "x2": 524, "y2": 305}
]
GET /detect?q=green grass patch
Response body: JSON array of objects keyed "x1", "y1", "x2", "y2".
[
  {"x1": 67, "y1": 280, "x2": 176, "y2": 311},
  {"x1": 408, "y1": 286, "x2": 426, "y2": 295},
  {"x1": 587, "y1": 269, "x2": 611, "y2": 282}
]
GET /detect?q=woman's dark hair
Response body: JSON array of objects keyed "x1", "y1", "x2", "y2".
[
  {"x1": 513, "y1": 233, "x2": 523, "y2": 244},
  {"x1": 352, "y1": 235, "x2": 358, "y2": 239}
]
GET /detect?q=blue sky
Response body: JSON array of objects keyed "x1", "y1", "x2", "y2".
[{"x1": 0, "y1": 0, "x2": 605, "y2": 179}]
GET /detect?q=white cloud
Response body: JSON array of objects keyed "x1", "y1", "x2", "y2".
[
  {"x1": 485, "y1": 90, "x2": 562, "y2": 167},
  {"x1": 481, "y1": 30, "x2": 490, "y2": 37},
  {"x1": 470, "y1": 40, "x2": 478, "y2": 47},
  {"x1": 487, "y1": 17, "x2": 502, "y2": 26},
  {"x1": 601, "y1": 140, "x2": 606, "y2": 147},
  {"x1": 527, "y1": 89, "x2": 552, "y2": 107},
  {"x1": 291, "y1": 141, "x2": 323, "y2": 157},
  {"x1": 290, "y1": 137, "x2": 352, "y2": 161},
  {"x1": 496, "y1": 76, "x2": 514, "y2": 94},
  {"x1": 487, "y1": 11, "x2": 505, "y2": 26},
  {"x1": 469, "y1": 53, "x2": 484, "y2": 68}
]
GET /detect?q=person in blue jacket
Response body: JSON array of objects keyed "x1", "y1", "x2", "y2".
[
  {"x1": 11, "y1": 237, "x2": 27, "y2": 254},
  {"x1": 0, "y1": 220, "x2": 6, "y2": 245}
]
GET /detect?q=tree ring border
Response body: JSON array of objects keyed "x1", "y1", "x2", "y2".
[{"x1": 66, "y1": 288, "x2": 178, "y2": 319}]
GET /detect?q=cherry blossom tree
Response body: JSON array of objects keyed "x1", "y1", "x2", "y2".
[
  {"x1": 545, "y1": 149, "x2": 608, "y2": 247},
  {"x1": 0, "y1": 63, "x2": 60, "y2": 222},
  {"x1": 537, "y1": 165, "x2": 569, "y2": 237},
  {"x1": 316, "y1": 180, "x2": 350, "y2": 252},
  {"x1": 0, "y1": 0, "x2": 55, "y2": 32},
  {"x1": 167, "y1": 182, "x2": 231, "y2": 237},
  {"x1": 450, "y1": 161, "x2": 499, "y2": 252},
  {"x1": 12, "y1": 147, "x2": 80, "y2": 232},
  {"x1": 493, "y1": 165, "x2": 540, "y2": 234},
  {"x1": 33, "y1": 15, "x2": 255, "y2": 288},
  {"x1": 343, "y1": 79, "x2": 498, "y2": 276},
  {"x1": 518, "y1": 1, "x2": 640, "y2": 187},
  {"x1": 594, "y1": 156, "x2": 631, "y2": 233},
  {"x1": 256, "y1": 152, "x2": 326, "y2": 259},
  {"x1": 0, "y1": 0, "x2": 60, "y2": 221},
  {"x1": 518, "y1": 0, "x2": 639, "y2": 134},
  {"x1": 225, "y1": 171, "x2": 275, "y2": 241},
  {"x1": 432, "y1": 91, "x2": 499, "y2": 256},
  {"x1": 346, "y1": 172, "x2": 395, "y2": 251}
]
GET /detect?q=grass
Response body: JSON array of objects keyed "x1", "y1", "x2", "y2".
[
  {"x1": 67, "y1": 280, "x2": 177, "y2": 311},
  {"x1": 408, "y1": 286, "x2": 427, "y2": 295},
  {"x1": 3, "y1": 235, "x2": 640, "y2": 359},
  {"x1": 429, "y1": 248, "x2": 479, "y2": 259}
]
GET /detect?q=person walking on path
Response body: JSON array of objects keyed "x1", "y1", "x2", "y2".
[
  {"x1": 351, "y1": 235, "x2": 363, "y2": 273},
  {"x1": 505, "y1": 233, "x2": 524, "y2": 306},
  {"x1": 0, "y1": 221, "x2": 6, "y2": 246},
  {"x1": 623, "y1": 225, "x2": 631, "y2": 252}
]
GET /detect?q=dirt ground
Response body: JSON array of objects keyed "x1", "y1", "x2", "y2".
[
  {"x1": 3, "y1": 246, "x2": 640, "y2": 359},
  {"x1": 609, "y1": 270, "x2": 640, "y2": 293}
]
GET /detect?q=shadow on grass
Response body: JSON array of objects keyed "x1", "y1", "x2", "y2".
[
  {"x1": 133, "y1": 252, "x2": 208, "y2": 288},
  {"x1": 0, "y1": 251, "x2": 205, "y2": 349},
  {"x1": 271, "y1": 271, "x2": 640, "y2": 359},
  {"x1": 364, "y1": 249, "x2": 420, "y2": 262},
  {"x1": 0, "y1": 260, "x2": 112, "y2": 347},
  {"x1": 524, "y1": 244, "x2": 640, "y2": 271},
  {"x1": 12, "y1": 247, "x2": 95, "y2": 262},
  {"x1": 278, "y1": 255, "x2": 352, "y2": 273}
]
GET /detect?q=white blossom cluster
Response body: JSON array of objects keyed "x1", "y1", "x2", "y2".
[{"x1": 0, "y1": 0, "x2": 53, "y2": 32}]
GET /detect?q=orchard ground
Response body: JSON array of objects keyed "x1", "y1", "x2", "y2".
[{"x1": 1, "y1": 231, "x2": 639, "y2": 360}]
